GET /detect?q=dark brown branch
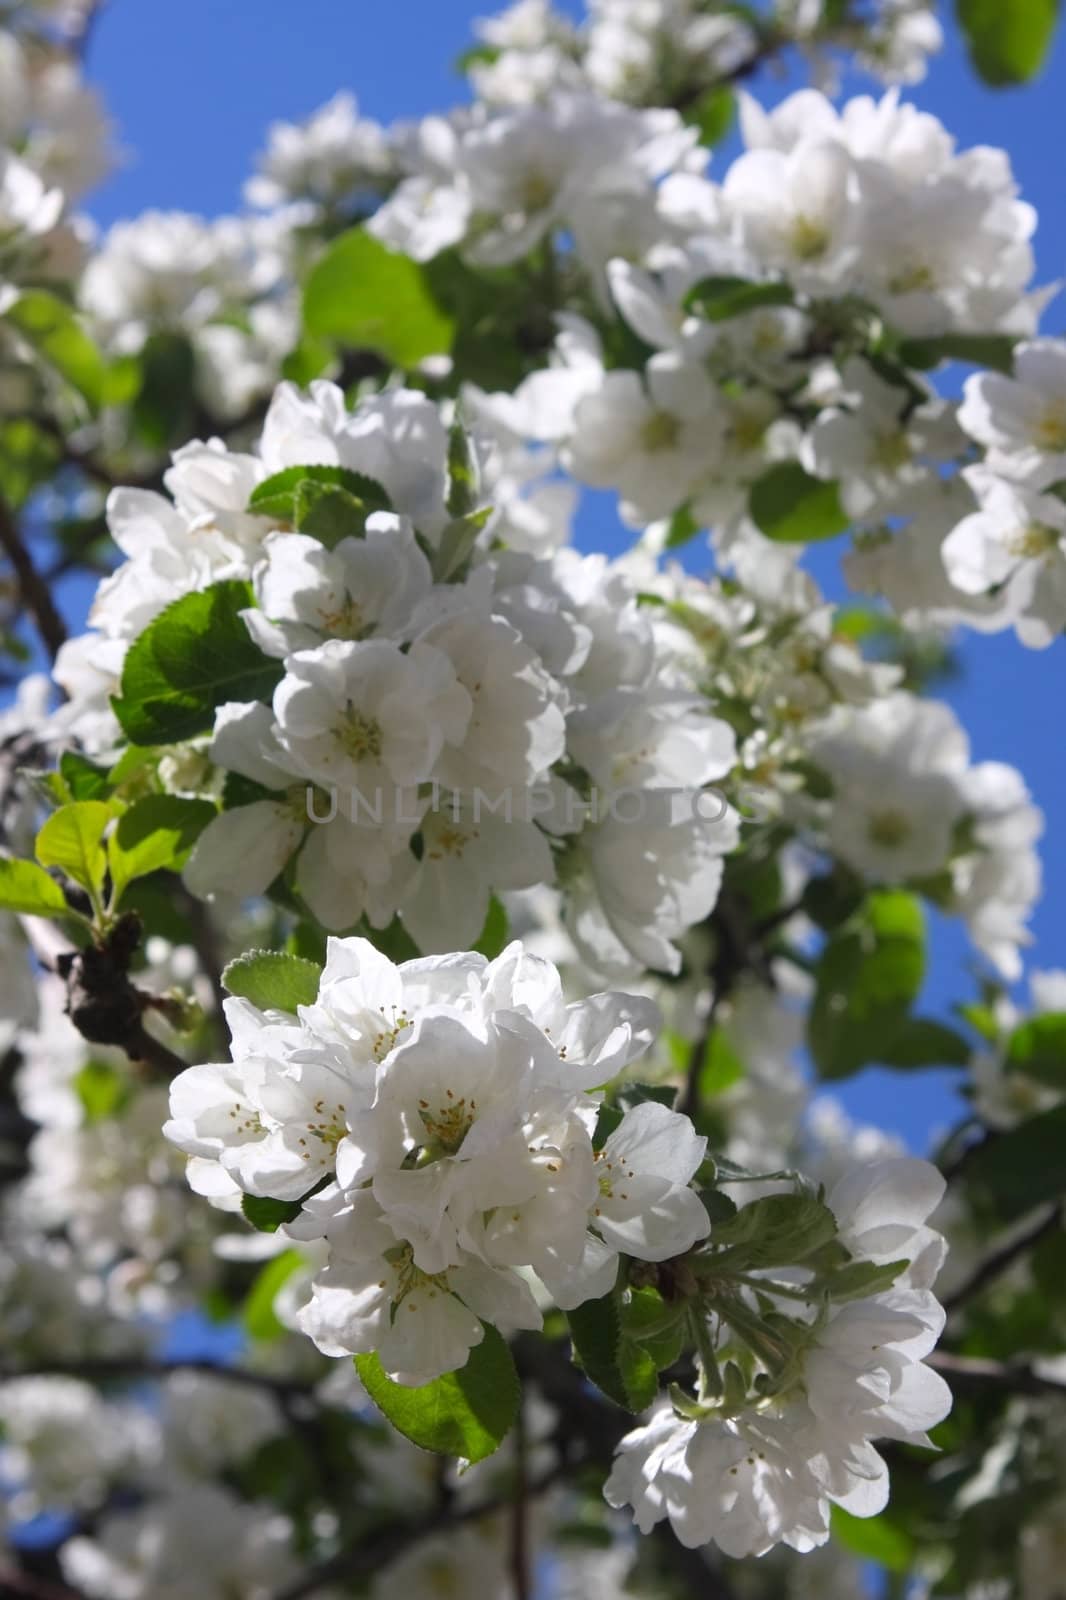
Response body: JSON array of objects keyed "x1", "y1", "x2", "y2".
[
  {"x1": 269, "y1": 1464, "x2": 567, "y2": 1600},
  {"x1": 509, "y1": 1398, "x2": 531, "y2": 1600},
  {"x1": 943, "y1": 1205, "x2": 1062, "y2": 1316},
  {"x1": 929, "y1": 1350, "x2": 1066, "y2": 1400},
  {"x1": 0, "y1": 1358, "x2": 313, "y2": 1398},
  {"x1": 0, "y1": 491, "x2": 67, "y2": 661},
  {"x1": 0, "y1": 1567, "x2": 87, "y2": 1600}
]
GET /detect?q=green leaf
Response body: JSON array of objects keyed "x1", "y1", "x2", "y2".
[
  {"x1": 303, "y1": 227, "x2": 455, "y2": 368},
  {"x1": 446, "y1": 420, "x2": 480, "y2": 517},
  {"x1": 897, "y1": 332, "x2": 1017, "y2": 374},
  {"x1": 131, "y1": 331, "x2": 198, "y2": 449},
  {"x1": 433, "y1": 507, "x2": 491, "y2": 582},
  {"x1": 248, "y1": 463, "x2": 390, "y2": 524},
  {"x1": 36, "y1": 801, "x2": 112, "y2": 897},
  {"x1": 956, "y1": 0, "x2": 1057, "y2": 84},
  {"x1": 684, "y1": 275, "x2": 794, "y2": 320},
  {"x1": 473, "y1": 895, "x2": 509, "y2": 960},
  {"x1": 964, "y1": 1103, "x2": 1066, "y2": 1220},
  {"x1": 108, "y1": 795, "x2": 216, "y2": 904},
  {"x1": 565, "y1": 1291, "x2": 631, "y2": 1409},
  {"x1": 243, "y1": 1250, "x2": 304, "y2": 1342},
  {"x1": 709, "y1": 1192, "x2": 839, "y2": 1268},
  {"x1": 1004, "y1": 1012, "x2": 1066, "y2": 1086},
  {"x1": 241, "y1": 1193, "x2": 305, "y2": 1233},
  {"x1": 879, "y1": 1018, "x2": 971, "y2": 1069},
  {"x1": 683, "y1": 84, "x2": 736, "y2": 147},
  {"x1": 293, "y1": 480, "x2": 370, "y2": 545},
  {"x1": 623, "y1": 1288, "x2": 687, "y2": 1371},
  {"x1": 809, "y1": 892, "x2": 926, "y2": 1080},
  {"x1": 2, "y1": 289, "x2": 106, "y2": 409},
  {"x1": 0, "y1": 858, "x2": 69, "y2": 916},
  {"x1": 664, "y1": 504, "x2": 700, "y2": 549},
  {"x1": 749, "y1": 462, "x2": 850, "y2": 544},
  {"x1": 223, "y1": 949, "x2": 323, "y2": 1013},
  {"x1": 819, "y1": 1257, "x2": 908, "y2": 1302},
  {"x1": 112, "y1": 581, "x2": 284, "y2": 746},
  {"x1": 618, "y1": 1339, "x2": 660, "y2": 1412},
  {"x1": 74, "y1": 1060, "x2": 130, "y2": 1123},
  {"x1": 356, "y1": 1326, "x2": 519, "y2": 1462},
  {"x1": 700, "y1": 1029, "x2": 747, "y2": 1097},
  {"x1": 831, "y1": 1506, "x2": 914, "y2": 1572},
  {"x1": 59, "y1": 751, "x2": 112, "y2": 801}
]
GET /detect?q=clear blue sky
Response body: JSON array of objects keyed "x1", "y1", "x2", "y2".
[{"x1": 78, "y1": 0, "x2": 1064, "y2": 1150}]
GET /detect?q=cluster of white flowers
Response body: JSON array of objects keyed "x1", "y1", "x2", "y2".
[
  {"x1": 806, "y1": 691, "x2": 1043, "y2": 977},
  {"x1": 606, "y1": 1159, "x2": 952, "y2": 1558},
  {"x1": 944, "y1": 343, "x2": 1066, "y2": 648},
  {"x1": 368, "y1": 90, "x2": 703, "y2": 293},
  {"x1": 57, "y1": 378, "x2": 739, "y2": 973},
  {"x1": 164, "y1": 936, "x2": 717, "y2": 1382},
  {"x1": 465, "y1": 0, "x2": 941, "y2": 110},
  {"x1": 78, "y1": 209, "x2": 299, "y2": 420}
]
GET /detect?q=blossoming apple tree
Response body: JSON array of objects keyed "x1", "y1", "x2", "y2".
[{"x1": 0, "y1": 1, "x2": 1064, "y2": 1597}]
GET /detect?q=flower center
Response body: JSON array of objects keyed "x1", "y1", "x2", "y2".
[
  {"x1": 299, "y1": 1098, "x2": 348, "y2": 1160},
  {"x1": 867, "y1": 809, "x2": 911, "y2": 848},
  {"x1": 338, "y1": 706, "x2": 384, "y2": 763},
  {"x1": 789, "y1": 216, "x2": 830, "y2": 261},
  {"x1": 888, "y1": 262, "x2": 936, "y2": 294},
  {"x1": 417, "y1": 1088, "x2": 477, "y2": 1155},
  {"x1": 318, "y1": 596, "x2": 366, "y2": 640},
  {"x1": 1008, "y1": 522, "x2": 1060, "y2": 560},
  {"x1": 872, "y1": 430, "x2": 912, "y2": 471},
  {"x1": 641, "y1": 410, "x2": 682, "y2": 453},
  {"x1": 1035, "y1": 407, "x2": 1066, "y2": 452}
]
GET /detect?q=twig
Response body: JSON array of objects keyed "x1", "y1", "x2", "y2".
[
  {"x1": 929, "y1": 1350, "x2": 1066, "y2": 1400},
  {"x1": 0, "y1": 1358, "x2": 316, "y2": 1400},
  {"x1": 0, "y1": 491, "x2": 67, "y2": 661},
  {"x1": 269, "y1": 1464, "x2": 567, "y2": 1600},
  {"x1": 509, "y1": 1397, "x2": 531, "y2": 1600},
  {"x1": 0, "y1": 1568, "x2": 87, "y2": 1600},
  {"x1": 943, "y1": 1205, "x2": 1062, "y2": 1316}
]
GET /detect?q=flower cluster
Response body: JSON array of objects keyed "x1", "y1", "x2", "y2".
[
  {"x1": 605, "y1": 1159, "x2": 952, "y2": 1558},
  {"x1": 163, "y1": 936, "x2": 715, "y2": 1382},
  {"x1": 58, "y1": 378, "x2": 738, "y2": 972}
]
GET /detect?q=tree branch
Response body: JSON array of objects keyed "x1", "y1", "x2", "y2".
[
  {"x1": 0, "y1": 1567, "x2": 87, "y2": 1600},
  {"x1": 0, "y1": 1358, "x2": 317, "y2": 1401},
  {"x1": 929, "y1": 1350, "x2": 1066, "y2": 1400},
  {"x1": 269, "y1": 1464, "x2": 567, "y2": 1600},
  {"x1": 943, "y1": 1204, "x2": 1062, "y2": 1316},
  {"x1": 0, "y1": 491, "x2": 67, "y2": 662}
]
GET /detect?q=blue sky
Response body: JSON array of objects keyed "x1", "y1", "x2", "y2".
[{"x1": 76, "y1": 1, "x2": 1064, "y2": 1149}]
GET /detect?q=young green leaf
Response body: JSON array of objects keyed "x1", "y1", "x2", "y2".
[
  {"x1": 293, "y1": 480, "x2": 370, "y2": 545},
  {"x1": 303, "y1": 227, "x2": 455, "y2": 368},
  {"x1": 243, "y1": 1250, "x2": 305, "y2": 1342},
  {"x1": 112, "y1": 581, "x2": 283, "y2": 746},
  {"x1": 223, "y1": 949, "x2": 323, "y2": 1013},
  {"x1": 241, "y1": 1193, "x2": 306, "y2": 1233},
  {"x1": 36, "y1": 801, "x2": 112, "y2": 898},
  {"x1": 0, "y1": 858, "x2": 70, "y2": 916},
  {"x1": 897, "y1": 332, "x2": 1017, "y2": 374},
  {"x1": 683, "y1": 275, "x2": 794, "y2": 320},
  {"x1": 108, "y1": 795, "x2": 217, "y2": 904},
  {"x1": 749, "y1": 462, "x2": 850, "y2": 544},
  {"x1": 957, "y1": 0, "x2": 1057, "y2": 85},
  {"x1": 248, "y1": 463, "x2": 391, "y2": 524},
  {"x1": 1, "y1": 289, "x2": 106, "y2": 410},
  {"x1": 1004, "y1": 1012, "x2": 1066, "y2": 1085},
  {"x1": 356, "y1": 1326, "x2": 520, "y2": 1462},
  {"x1": 808, "y1": 892, "x2": 926, "y2": 1079}
]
